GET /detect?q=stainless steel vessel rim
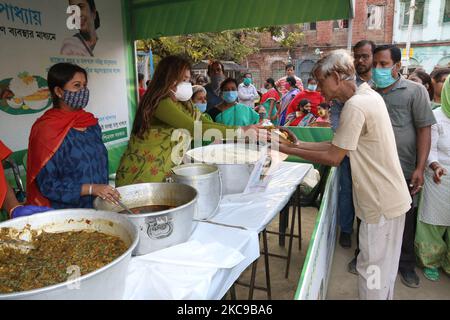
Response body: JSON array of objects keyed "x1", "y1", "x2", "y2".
[
  {"x1": 171, "y1": 163, "x2": 219, "y2": 180},
  {"x1": 114, "y1": 183, "x2": 199, "y2": 218},
  {"x1": 0, "y1": 209, "x2": 139, "y2": 299},
  {"x1": 185, "y1": 143, "x2": 262, "y2": 165}
]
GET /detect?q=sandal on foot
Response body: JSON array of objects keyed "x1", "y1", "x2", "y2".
[{"x1": 423, "y1": 267, "x2": 440, "y2": 282}]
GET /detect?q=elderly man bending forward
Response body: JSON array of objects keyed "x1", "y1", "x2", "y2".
[{"x1": 277, "y1": 50, "x2": 411, "y2": 300}]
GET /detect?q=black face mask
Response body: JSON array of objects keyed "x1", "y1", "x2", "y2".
[{"x1": 302, "y1": 108, "x2": 310, "y2": 114}]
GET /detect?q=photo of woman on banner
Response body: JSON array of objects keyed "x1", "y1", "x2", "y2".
[{"x1": 60, "y1": 0, "x2": 100, "y2": 57}]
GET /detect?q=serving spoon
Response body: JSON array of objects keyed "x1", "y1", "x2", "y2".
[
  {"x1": 116, "y1": 199, "x2": 135, "y2": 215},
  {"x1": 0, "y1": 238, "x2": 35, "y2": 252}
]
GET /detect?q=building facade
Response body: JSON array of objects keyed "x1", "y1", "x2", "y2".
[
  {"x1": 247, "y1": 0, "x2": 395, "y2": 90},
  {"x1": 393, "y1": 0, "x2": 450, "y2": 72}
]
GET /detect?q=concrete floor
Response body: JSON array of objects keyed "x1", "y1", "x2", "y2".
[
  {"x1": 231, "y1": 207, "x2": 318, "y2": 300},
  {"x1": 327, "y1": 229, "x2": 450, "y2": 300},
  {"x1": 228, "y1": 206, "x2": 450, "y2": 300}
]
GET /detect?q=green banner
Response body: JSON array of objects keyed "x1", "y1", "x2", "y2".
[
  {"x1": 102, "y1": 127, "x2": 128, "y2": 144},
  {"x1": 284, "y1": 127, "x2": 334, "y2": 165}
]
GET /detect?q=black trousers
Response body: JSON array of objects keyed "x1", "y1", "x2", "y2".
[{"x1": 354, "y1": 179, "x2": 417, "y2": 272}]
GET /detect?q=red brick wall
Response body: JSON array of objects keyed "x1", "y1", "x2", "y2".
[{"x1": 247, "y1": 0, "x2": 395, "y2": 82}]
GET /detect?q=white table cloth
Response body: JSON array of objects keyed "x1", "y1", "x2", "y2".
[{"x1": 122, "y1": 162, "x2": 314, "y2": 299}]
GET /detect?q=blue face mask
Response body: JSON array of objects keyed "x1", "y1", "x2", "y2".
[
  {"x1": 195, "y1": 102, "x2": 207, "y2": 113},
  {"x1": 307, "y1": 84, "x2": 317, "y2": 91},
  {"x1": 243, "y1": 78, "x2": 252, "y2": 86},
  {"x1": 372, "y1": 66, "x2": 397, "y2": 89},
  {"x1": 222, "y1": 91, "x2": 238, "y2": 103},
  {"x1": 63, "y1": 87, "x2": 90, "y2": 109}
]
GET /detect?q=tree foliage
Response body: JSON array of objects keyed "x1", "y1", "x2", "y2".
[
  {"x1": 137, "y1": 30, "x2": 260, "y2": 63},
  {"x1": 136, "y1": 25, "x2": 304, "y2": 63}
]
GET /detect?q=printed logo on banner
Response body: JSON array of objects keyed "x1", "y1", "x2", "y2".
[
  {"x1": 0, "y1": 0, "x2": 130, "y2": 152},
  {"x1": 66, "y1": 5, "x2": 81, "y2": 30}
]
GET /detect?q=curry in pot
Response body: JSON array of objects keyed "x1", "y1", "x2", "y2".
[{"x1": 0, "y1": 228, "x2": 127, "y2": 293}]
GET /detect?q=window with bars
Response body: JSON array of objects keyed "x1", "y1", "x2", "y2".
[
  {"x1": 333, "y1": 19, "x2": 348, "y2": 29},
  {"x1": 444, "y1": 0, "x2": 450, "y2": 22},
  {"x1": 401, "y1": 0, "x2": 425, "y2": 26},
  {"x1": 271, "y1": 61, "x2": 286, "y2": 82},
  {"x1": 367, "y1": 5, "x2": 385, "y2": 30},
  {"x1": 304, "y1": 22, "x2": 317, "y2": 31},
  {"x1": 248, "y1": 63, "x2": 262, "y2": 90}
]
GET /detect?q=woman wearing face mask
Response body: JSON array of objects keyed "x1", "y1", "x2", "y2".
[
  {"x1": 259, "y1": 78, "x2": 281, "y2": 124},
  {"x1": 26, "y1": 63, "x2": 119, "y2": 208},
  {"x1": 310, "y1": 102, "x2": 331, "y2": 127},
  {"x1": 286, "y1": 99, "x2": 316, "y2": 127},
  {"x1": 116, "y1": 56, "x2": 257, "y2": 185},
  {"x1": 207, "y1": 78, "x2": 260, "y2": 126},
  {"x1": 278, "y1": 76, "x2": 300, "y2": 126},
  {"x1": 285, "y1": 78, "x2": 325, "y2": 121},
  {"x1": 191, "y1": 85, "x2": 208, "y2": 113}
]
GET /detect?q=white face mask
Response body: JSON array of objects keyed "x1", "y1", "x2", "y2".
[{"x1": 173, "y1": 82, "x2": 193, "y2": 101}]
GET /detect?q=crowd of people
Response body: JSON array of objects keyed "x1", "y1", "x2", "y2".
[
  {"x1": 0, "y1": 38, "x2": 449, "y2": 301},
  {"x1": 114, "y1": 41, "x2": 450, "y2": 298}
]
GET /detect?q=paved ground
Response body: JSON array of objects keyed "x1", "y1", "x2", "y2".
[
  {"x1": 226, "y1": 206, "x2": 450, "y2": 300},
  {"x1": 327, "y1": 229, "x2": 450, "y2": 300},
  {"x1": 230, "y1": 207, "x2": 318, "y2": 300}
]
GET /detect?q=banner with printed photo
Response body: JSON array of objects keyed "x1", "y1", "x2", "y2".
[{"x1": 0, "y1": 0, "x2": 131, "y2": 159}]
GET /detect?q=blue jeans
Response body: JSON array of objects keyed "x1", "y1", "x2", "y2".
[{"x1": 338, "y1": 156, "x2": 355, "y2": 234}]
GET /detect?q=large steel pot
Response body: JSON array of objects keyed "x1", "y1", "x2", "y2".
[
  {"x1": 184, "y1": 143, "x2": 263, "y2": 195},
  {"x1": 94, "y1": 183, "x2": 198, "y2": 256},
  {"x1": 169, "y1": 163, "x2": 222, "y2": 220},
  {"x1": 0, "y1": 209, "x2": 139, "y2": 300}
]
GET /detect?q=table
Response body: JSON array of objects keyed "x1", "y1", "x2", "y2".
[{"x1": 122, "y1": 162, "x2": 314, "y2": 300}]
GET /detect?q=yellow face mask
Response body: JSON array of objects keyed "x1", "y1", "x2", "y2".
[{"x1": 318, "y1": 109, "x2": 327, "y2": 118}]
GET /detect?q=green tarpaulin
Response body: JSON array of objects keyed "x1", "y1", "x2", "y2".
[{"x1": 130, "y1": 0, "x2": 353, "y2": 40}]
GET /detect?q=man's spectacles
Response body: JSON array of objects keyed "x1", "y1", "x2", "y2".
[{"x1": 354, "y1": 54, "x2": 371, "y2": 61}]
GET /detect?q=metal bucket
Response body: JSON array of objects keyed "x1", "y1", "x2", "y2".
[
  {"x1": 0, "y1": 209, "x2": 139, "y2": 300},
  {"x1": 94, "y1": 183, "x2": 198, "y2": 256},
  {"x1": 169, "y1": 163, "x2": 222, "y2": 220}
]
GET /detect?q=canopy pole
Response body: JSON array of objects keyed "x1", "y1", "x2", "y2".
[
  {"x1": 403, "y1": 0, "x2": 416, "y2": 76},
  {"x1": 346, "y1": 18, "x2": 353, "y2": 51}
]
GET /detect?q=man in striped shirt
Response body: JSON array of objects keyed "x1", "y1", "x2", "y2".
[{"x1": 275, "y1": 63, "x2": 304, "y2": 95}]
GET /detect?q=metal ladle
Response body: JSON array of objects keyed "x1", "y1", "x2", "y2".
[
  {"x1": 0, "y1": 238, "x2": 35, "y2": 252},
  {"x1": 116, "y1": 199, "x2": 135, "y2": 215}
]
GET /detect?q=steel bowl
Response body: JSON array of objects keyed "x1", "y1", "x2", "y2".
[
  {"x1": 184, "y1": 143, "x2": 263, "y2": 195},
  {"x1": 0, "y1": 209, "x2": 139, "y2": 300},
  {"x1": 94, "y1": 183, "x2": 198, "y2": 256}
]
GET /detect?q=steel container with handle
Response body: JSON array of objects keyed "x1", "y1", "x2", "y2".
[
  {"x1": 169, "y1": 163, "x2": 222, "y2": 220},
  {"x1": 94, "y1": 183, "x2": 198, "y2": 256}
]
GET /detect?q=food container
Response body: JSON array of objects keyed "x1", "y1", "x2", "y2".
[
  {"x1": 169, "y1": 163, "x2": 222, "y2": 220},
  {"x1": 184, "y1": 143, "x2": 264, "y2": 195},
  {"x1": 94, "y1": 183, "x2": 198, "y2": 256},
  {"x1": 0, "y1": 209, "x2": 139, "y2": 300}
]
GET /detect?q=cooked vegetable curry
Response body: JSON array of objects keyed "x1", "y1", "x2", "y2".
[{"x1": 0, "y1": 229, "x2": 128, "y2": 294}]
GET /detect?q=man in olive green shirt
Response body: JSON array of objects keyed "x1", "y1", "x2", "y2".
[{"x1": 372, "y1": 45, "x2": 437, "y2": 289}]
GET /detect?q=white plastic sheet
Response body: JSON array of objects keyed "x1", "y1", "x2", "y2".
[
  {"x1": 122, "y1": 162, "x2": 315, "y2": 300},
  {"x1": 123, "y1": 223, "x2": 259, "y2": 300},
  {"x1": 211, "y1": 163, "x2": 315, "y2": 232}
]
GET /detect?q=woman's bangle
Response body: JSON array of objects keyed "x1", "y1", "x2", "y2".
[
  {"x1": 89, "y1": 184, "x2": 93, "y2": 196},
  {"x1": 9, "y1": 204, "x2": 23, "y2": 218}
]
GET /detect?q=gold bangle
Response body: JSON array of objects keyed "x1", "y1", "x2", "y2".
[{"x1": 9, "y1": 204, "x2": 23, "y2": 218}]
